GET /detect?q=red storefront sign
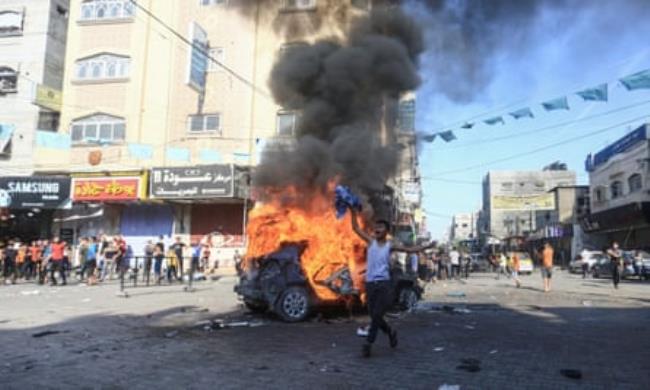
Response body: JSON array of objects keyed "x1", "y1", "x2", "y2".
[{"x1": 72, "y1": 177, "x2": 141, "y2": 201}]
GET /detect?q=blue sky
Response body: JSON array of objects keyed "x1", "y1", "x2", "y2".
[{"x1": 410, "y1": 1, "x2": 650, "y2": 239}]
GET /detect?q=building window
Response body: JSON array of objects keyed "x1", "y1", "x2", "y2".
[
  {"x1": 500, "y1": 182, "x2": 513, "y2": 190},
  {"x1": 628, "y1": 174, "x2": 642, "y2": 193},
  {"x1": 207, "y1": 47, "x2": 225, "y2": 71},
  {"x1": 200, "y1": 0, "x2": 227, "y2": 5},
  {"x1": 79, "y1": 0, "x2": 134, "y2": 22},
  {"x1": 37, "y1": 111, "x2": 60, "y2": 131},
  {"x1": 283, "y1": 0, "x2": 317, "y2": 11},
  {"x1": 188, "y1": 114, "x2": 221, "y2": 134},
  {"x1": 594, "y1": 188, "x2": 604, "y2": 203},
  {"x1": 277, "y1": 111, "x2": 297, "y2": 136},
  {"x1": 0, "y1": 10, "x2": 24, "y2": 36},
  {"x1": 70, "y1": 114, "x2": 126, "y2": 144},
  {"x1": 610, "y1": 181, "x2": 623, "y2": 199},
  {"x1": 75, "y1": 54, "x2": 130, "y2": 81},
  {"x1": 0, "y1": 66, "x2": 17, "y2": 93}
]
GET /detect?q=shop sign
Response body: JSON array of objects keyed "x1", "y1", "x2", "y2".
[
  {"x1": 150, "y1": 164, "x2": 234, "y2": 199},
  {"x1": 491, "y1": 194, "x2": 555, "y2": 211},
  {"x1": 593, "y1": 124, "x2": 647, "y2": 168},
  {"x1": 0, "y1": 176, "x2": 71, "y2": 209},
  {"x1": 72, "y1": 177, "x2": 142, "y2": 201}
]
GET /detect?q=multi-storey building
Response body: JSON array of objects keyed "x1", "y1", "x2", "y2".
[
  {"x1": 481, "y1": 168, "x2": 577, "y2": 241},
  {"x1": 583, "y1": 123, "x2": 650, "y2": 247},
  {"x1": 18, "y1": 0, "x2": 417, "y2": 262},
  {"x1": 450, "y1": 212, "x2": 478, "y2": 242},
  {"x1": 0, "y1": 0, "x2": 69, "y2": 174}
]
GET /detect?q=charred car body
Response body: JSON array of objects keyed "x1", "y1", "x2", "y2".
[{"x1": 234, "y1": 243, "x2": 423, "y2": 322}]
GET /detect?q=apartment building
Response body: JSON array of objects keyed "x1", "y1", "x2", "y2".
[
  {"x1": 23, "y1": 0, "x2": 415, "y2": 260},
  {"x1": 583, "y1": 123, "x2": 650, "y2": 247},
  {"x1": 450, "y1": 212, "x2": 478, "y2": 242},
  {"x1": 481, "y1": 168, "x2": 577, "y2": 240},
  {"x1": 0, "y1": 0, "x2": 69, "y2": 174}
]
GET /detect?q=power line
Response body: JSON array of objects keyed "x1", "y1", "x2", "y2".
[
  {"x1": 128, "y1": 0, "x2": 273, "y2": 101},
  {"x1": 426, "y1": 115, "x2": 650, "y2": 178}
]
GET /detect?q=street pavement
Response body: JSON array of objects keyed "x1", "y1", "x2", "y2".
[{"x1": 0, "y1": 270, "x2": 648, "y2": 389}]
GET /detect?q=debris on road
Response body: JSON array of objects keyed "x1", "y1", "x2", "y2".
[
  {"x1": 433, "y1": 347, "x2": 445, "y2": 352},
  {"x1": 438, "y1": 385, "x2": 460, "y2": 390},
  {"x1": 21, "y1": 290, "x2": 40, "y2": 296},
  {"x1": 464, "y1": 325, "x2": 475, "y2": 330},
  {"x1": 560, "y1": 369, "x2": 583, "y2": 380},
  {"x1": 489, "y1": 349, "x2": 498, "y2": 354},
  {"x1": 32, "y1": 330, "x2": 67, "y2": 338},
  {"x1": 447, "y1": 291, "x2": 466, "y2": 298},
  {"x1": 456, "y1": 358, "x2": 481, "y2": 373},
  {"x1": 356, "y1": 326, "x2": 369, "y2": 337},
  {"x1": 582, "y1": 300, "x2": 592, "y2": 307},
  {"x1": 203, "y1": 318, "x2": 267, "y2": 330},
  {"x1": 413, "y1": 302, "x2": 471, "y2": 314},
  {"x1": 165, "y1": 330, "x2": 179, "y2": 338}
]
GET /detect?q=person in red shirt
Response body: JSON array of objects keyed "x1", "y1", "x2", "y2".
[
  {"x1": 28, "y1": 241, "x2": 42, "y2": 281},
  {"x1": 49, "y1": 237, "x2": 67, "y2": 286}
]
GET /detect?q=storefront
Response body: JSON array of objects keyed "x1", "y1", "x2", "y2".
[
  {"x1": 582, "y1": 202, "x2": 650, "y2": 249},
  {"x1": 150, "y1": 164, "x2": 249, "y2": 266},
  {"x1": 0, "y1": 176, "x2": 71, "y2": 240}
]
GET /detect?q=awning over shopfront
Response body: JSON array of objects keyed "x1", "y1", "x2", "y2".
[{"x1": 581, "y1": 202, "x2": 650, "y2": 233}]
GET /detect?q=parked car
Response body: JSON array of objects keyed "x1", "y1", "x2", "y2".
[
  {"x1": 622, "y1": 251, "x2": 650, "y2": 279},
  {"x1": 469, "y1": 253, "x2": 492, "y2": 272},
  {"x1": 569, "y1": 251, "x2": 606, "y2": 274},
  {"x1": 591, "y1": 256, "x2": 636, "y2": 279},
  {"x1": 508, "y1": 252, "x2": 533, "y2": 275},
  {"x1": 234, "y1": 243, "x2": 422, "y2": 322}
]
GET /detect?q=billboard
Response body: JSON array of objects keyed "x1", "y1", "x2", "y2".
[
  {"x1": 150, "y1": 164, "x2": 234, "y2": 199},
  {"x1": 491, "y1": 194, "x2": 555, "y2": 211},
  {"x1": 0, "y1": 177, "x2": 71, "y2": 209}
]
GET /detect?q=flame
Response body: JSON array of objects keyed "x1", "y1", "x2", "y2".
[{"x1": 246, "y1": 185, "x2": 367, "y2": 301}]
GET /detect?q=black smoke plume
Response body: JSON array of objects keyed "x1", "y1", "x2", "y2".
[{"x1": 253, "y1": 6, "x2": 423, "y2": 198}]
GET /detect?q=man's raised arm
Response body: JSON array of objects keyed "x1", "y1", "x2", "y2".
[{"x1": 350, "y1": 209, "x2": 372, "y2": 243}]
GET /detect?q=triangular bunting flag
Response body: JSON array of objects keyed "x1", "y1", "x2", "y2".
[
  {"x1": 484, "y1": 116, "x2": 505, "y2": 125},
  {"x1": 542, "y1": 96, "x2": 569, "y2": 111},
  {"x1": 620, "y1": 69, "x2": 650, "y2": 90},
  {"x1": 127, "y1": 143, "x2": 153, "y2": 160},
  {"x1": 421, "y1": 134, "x2": 436, "y2": 143},
  {"x1": 461, "y1": 122, "x2": 475, "y2": 129},
  {"x1": 439, "y1": 130, "x2": 456, "y2": 142},
  {"x1": 509, "y1": 107, "x2": 534, "y2": 119},
  {"x1": 576, "y1": 83, "x2": 608, "y2": 102}
]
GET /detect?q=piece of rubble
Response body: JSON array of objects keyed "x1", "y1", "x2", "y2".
[
  {"x1": 438, "y1": 385, "x2": 460, "y2": 390},
  {"x1": 165, "y1": 330, "x2": 179, "y2": 338},
  {"x1": 434, "y1": 347, "x2": 445, "y2": 352},
  {"x1": 560, "y1": 369, "x2": 583, "y2": 380},
  {"x1": 447, "y1": 291, "x2": 466, "y2": 298},
  {"x1": 21, "y1": 290, "x2": 40, "y2": 296}
]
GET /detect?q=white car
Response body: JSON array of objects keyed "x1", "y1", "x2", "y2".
[{"x1": 569, "y1": 250, "x2": 606, "y2": 273}]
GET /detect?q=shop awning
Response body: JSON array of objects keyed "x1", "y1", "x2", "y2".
[{"x1": 581, "y1": 202, "x2": 650, "y2": 233}]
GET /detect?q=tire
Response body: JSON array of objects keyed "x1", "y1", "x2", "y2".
[
  {"x1": 397, "y1": 286, "x2": 419, "y2": 311},
  {"x1": 275, "y1": 286, "x2": 310, "y2": 322},
  {"x1": 244, "y1": 300, "x2": 267, "y2": 314}
]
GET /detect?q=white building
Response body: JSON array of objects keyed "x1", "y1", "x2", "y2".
[
  {"x1": 482, "y1": 168, "x2": 577, "y2": 240},
  {"x1": 583, "y1": 123, "x2": 650, "y2": 247},
  {"x1": 451, "y1": 212, "x2": 478, "y2": 242},
  {"x1": 0, "y1": 0, "x2": 69, "y2": 175}
]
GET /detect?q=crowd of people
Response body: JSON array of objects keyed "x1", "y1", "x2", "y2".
[{"x1": 1, "y1": 234, "x2": 241, "y2": 287}]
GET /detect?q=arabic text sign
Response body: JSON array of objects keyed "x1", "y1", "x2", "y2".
[
  {"x1": 0, "y1": 177, "x2": 71, "y2": 209},
  {"x1": 72, "y1": 177, "x2": 141, "y2": 201},
  {"x1": 150, "y1": 165, "x2": 234, "y2": 199},
  {"x1": 491, "y1": 194, "x2": 555, "y2": 211}
]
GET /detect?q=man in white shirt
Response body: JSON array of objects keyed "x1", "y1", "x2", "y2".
[{"x1": 449, "y1": 247, "x2": 460, "y2": 279}]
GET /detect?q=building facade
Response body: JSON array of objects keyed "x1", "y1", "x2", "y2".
[
  {"x1": 481, "y1": 168, "x2": 577, "y2": 241},
  {"x1": 583, "y1": 124, "x2": 650, "y2": 248},
  {"x1": 450, "y1": 212, "x2": 478, "y2": 242},
  {"x1": 8, "y1": 0, "x2": 417, "y2": 264},
  {"x1": 0, "y1": 0, "x2": 69, "y2": 175}
]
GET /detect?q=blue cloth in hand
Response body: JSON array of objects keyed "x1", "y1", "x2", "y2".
[{"x1": 334, "y1": 185, "x2": 362, "y2": 219}]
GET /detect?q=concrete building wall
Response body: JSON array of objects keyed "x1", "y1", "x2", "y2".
[
  {"x1": 482, "y1": 169, "x2": 577, "y2": 239},
  {"x1": 451, "y1": 212, "x2": 477, "y2": 241},
  {"x1": 0, "y1": 0, "x2": 69, "y2": 175}
]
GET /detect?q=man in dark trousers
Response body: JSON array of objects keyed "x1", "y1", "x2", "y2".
[
  {"x1": 172, "y1": 236, "x2": 186, "y2": 280},
  {"x1": 49, "y1": 237, "x2": 67, "y2": 286},
  {"x1": 607, "y1": 241, "x2": 623, "y2": 289},
  {"x1": 351, "y1": 209, "x2": 434, "y2": 357}
]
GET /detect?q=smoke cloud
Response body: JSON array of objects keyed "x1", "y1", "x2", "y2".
[{"x1": 253, "y1": 6, "x2": 423, "y2": 196}]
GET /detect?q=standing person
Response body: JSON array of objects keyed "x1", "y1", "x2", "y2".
[
  {"x1": 40, "y1": 240, "x2": 51, "y2": 285},
  {"x1": 463, "y1": 251, "x2": 472, "y2": 279},
  {"x1": 3, "y1": 240, "x2": 17, "y2": 284},
  {"x1": 350, "y1": 210, "x2": 434, "y2": 358},
  {"x1": 188, "y1": 241, "x2": 201, "y2": 287},
  {"x1": 606, "y1": 241, "x2": 623, "y2": 289},
  {"x1": 166, "y1": 247, "x2": 178, "y2": 284},
  {"x1": 114, "y1": 236, "x2": 128, "y2": 282},
  {"x1": 101, "y1": 238, "x2": 117, "y2": 282},
  {"x1": 172, "y1": 236, "x2": 186, "y2": 280},
  {"x1": 49, "y1": 237, "x2": 67, "y2": 286},
  {"x1": 143, "y1": 240, "x2": 154, "y2": 285},
  {"x1": 497, "y1": 252, "x2": 508, "y2": 280},
  {"x1": 77, "y1": 237, "x2": 89, "y2": 282},
  {"x1": 511, "y1": 252, "x2": 522, "y2": 288},
  {"x1": 28, "y1": 241, "x2": 42, "y2": 281},
  {"x1": 200, "y1": 241, "x2": 211, "y2": 273},
  {"x1": 540, "y1": 242, "x2": 554, "y2": 293},
  {"x1": 85, "y1": 237, "x2": 98, "y2": 285},
  {"x1": 449, "y1": 247, "x2": 460, "y2": 279},
  {"x1": 153, "y1": 241, "x2": 164, "y2": 285}
]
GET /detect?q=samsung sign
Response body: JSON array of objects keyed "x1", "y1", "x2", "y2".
[
  {"x1": 592, "y1": 124, "x2": 648, "y2": 169},
  {"x1": 0, "y1": 177, "x2": 71, "y2": 209}
]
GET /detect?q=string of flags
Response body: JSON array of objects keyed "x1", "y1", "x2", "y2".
[{"x1": 421, "y1": 68, "x2": 650, "y2": 143}]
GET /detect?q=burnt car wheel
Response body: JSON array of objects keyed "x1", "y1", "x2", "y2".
[
  {"x1": 397, "y1": 286, "x2": 419, "y2": 311},
  {"x1": 276, "y1": 286, "x2": 310, "y2": 322}
]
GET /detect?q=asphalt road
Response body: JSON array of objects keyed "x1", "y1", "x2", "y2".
[{"x1": 0, "y1": 270, "x2": 648, "y2": 389}]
